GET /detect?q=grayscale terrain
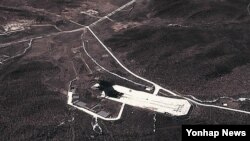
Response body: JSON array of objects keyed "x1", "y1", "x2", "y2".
[{"x1": 0, "y1": 0, "x2": 250, "y2": 140}]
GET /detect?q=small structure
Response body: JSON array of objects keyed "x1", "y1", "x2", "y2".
[
  {"x1": 102, "y1": 54, "x2": 109, "y2": 58},
  {"x1": 95, "y1": 66, "x2": 102, "y2": 72},
  {"x1": 81, "y1": 9, "x2": 99, "y2": 15},
  {"x1": 74, "y1": 101, "x2": 87, "y2": 108},
  {"x1": 72, "y1": 95, "x2": 79, "y2": 101},
  {"x1": 73, "y1": 100, "x2": 79, "y2": 104},
  {"x1": 145, "y1": 87, "x2": 153, "y2": 91},
  {"x1": 97, "y1": 111, "x2": 110, "y2": 118}
]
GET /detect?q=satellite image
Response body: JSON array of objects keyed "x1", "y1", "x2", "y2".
[{"x1": 0, "y1": 0, "x2": 250, "y2": 140}]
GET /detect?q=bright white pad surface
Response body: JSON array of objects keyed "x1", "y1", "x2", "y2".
[{"x1": 109, "y1": 85, "x2": 191, "y2": 116}]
